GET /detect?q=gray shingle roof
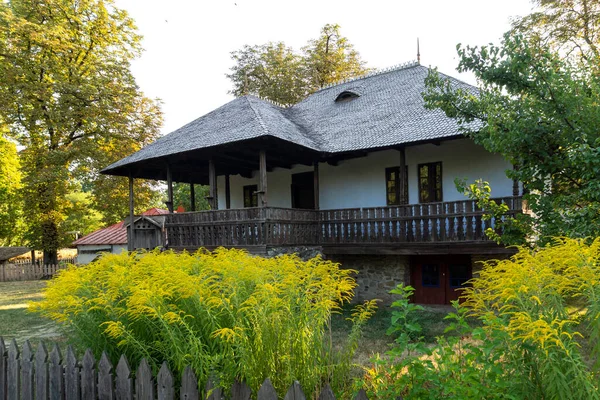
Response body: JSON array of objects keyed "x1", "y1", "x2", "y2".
[{"x1": 103, "y1": 62, "x2": 476, "y2": 173}]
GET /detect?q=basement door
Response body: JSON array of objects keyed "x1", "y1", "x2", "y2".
[{"x1": 410, "y1": 256, "x2": 472, "y2": 305}]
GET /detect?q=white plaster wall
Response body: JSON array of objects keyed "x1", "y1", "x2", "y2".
[
  {"x1": 76, "y1": 244, "x2": 128, "y2": 264},
  {"x1": 216, "y1": 138, "x2": 513, "y2": 210},
  {"x1": 217, "y1": 164, "x2": 313, "y2": 209}
]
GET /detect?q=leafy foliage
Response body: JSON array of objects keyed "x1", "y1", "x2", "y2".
[
  {"x1": 456, "y1": 178, "x2": 534, "y2": 246},
  {"x1": 511, "y1": 0, "x2": 600, "y2": 62},
  {"x1": 33, "y1": 249, "x2": 376, "y2": 398},
  {"x1": 0, "y1": 133, "x2": 25, "y2": 245},
  {"x1": 0, "y1": 0, "x2": 163, "y2": 258},
  {"x1": 172, "y1": 183, "x2": 210, "y2": 212},
  {"x1": 424, "y1": 33, "x2": 600, "y2": 242},
  {"x1": 362, "y1": 239, "x2": 600, "y2": 399},
  {"x1": 227, "y1": 24, "x2": 369, "y2": 105},
  {"x1": 62, "y1": 189, "x2": 103, "y2": 243}
]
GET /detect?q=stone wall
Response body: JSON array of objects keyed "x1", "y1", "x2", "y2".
[{"x1": 329, "y1": 255, "x2": 410, "y2": 303}]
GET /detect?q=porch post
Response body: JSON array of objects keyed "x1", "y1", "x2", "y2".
[
  {"x1": 128, "y1": 171, "x2": 135, "y2": 251},
  {"x1": 259, "y1": 150, "x2": 268, "y2": 207},
  {"x1": 398, "y1": 147, "x2": 407, "y2": 204},
  {"x1": 190, "y1": 183, "x2": 196, "y2": 212},
  {"x1": 225, "y1": 174, "x2": 231, "y2": 209},
  {"x1": 166, "y1": 163, "x2": 174, "y2": 213},
  {"x1": 512, "y1": 164, "x2": 520, "y2": 196},
  {"x1": 313, "y1": 161, "x2": 320, "y2": 210},
  {"x1": 208, "y1": 159, "x2": 217, "y2": 210}
]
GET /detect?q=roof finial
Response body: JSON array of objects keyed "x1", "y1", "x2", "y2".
[{"x1": 417, "y1": 38, "x2": 421, "y2": 64}]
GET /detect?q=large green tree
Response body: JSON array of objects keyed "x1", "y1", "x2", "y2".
[
  {"x1": 227, "y1": 24, "x2": 369, "y2": 105},
  {"x1": 0, "y1": 0, "x2": 162, "y2": 262},
  {"x1": 0, "y1": 131, "x2": 25, "y2": 246},
  {"x1": 424, "y1": 33, "x2": 600, "y2": 242},
  {"x1": 511, "y1": 0, "x2": 600, "y2": 62}
]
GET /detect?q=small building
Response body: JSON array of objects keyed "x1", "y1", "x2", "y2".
[{"x1": 73, "y1": 208, "x2": 168, "y2": 264}]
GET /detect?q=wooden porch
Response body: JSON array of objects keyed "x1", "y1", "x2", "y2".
[{"x1": 164, "y1": 196, "x2": 522, "y2": 255}]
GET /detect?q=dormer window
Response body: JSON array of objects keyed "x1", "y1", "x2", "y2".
[{"x1": 335, "y1": 90, "x2": 360, "y2": 102}]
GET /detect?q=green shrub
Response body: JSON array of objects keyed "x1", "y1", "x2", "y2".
[
  {"x1": 362, "y1": 238, "x2": 600, "y2": 399},
  {"x1": 32, "y1": 248, "x2": 376, "y2": 397}
]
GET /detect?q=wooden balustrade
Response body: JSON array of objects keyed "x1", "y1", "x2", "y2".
[{"x1": 164, "y1": 197, "x2": 523, "y2": 249}]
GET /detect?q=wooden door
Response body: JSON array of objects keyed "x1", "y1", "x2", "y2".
[
  {"x1": 291, "y1": 172, "x2": 315, "y2": 209},
  {"x1": 410, "y1": 256, "x2": 471, "y2": 304}
]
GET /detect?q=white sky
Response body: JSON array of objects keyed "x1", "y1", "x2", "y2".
[{"x1": 115, "y1": 0, "x2": 534, "y2": 135}]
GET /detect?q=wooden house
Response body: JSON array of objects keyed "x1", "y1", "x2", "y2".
[{"x1": 101, "y1": 61, "x2": 522, "y2": 304}]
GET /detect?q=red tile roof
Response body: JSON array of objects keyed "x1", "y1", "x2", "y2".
[{"x1": 72, "y1": 208, "x2": 168, "y2": 246}]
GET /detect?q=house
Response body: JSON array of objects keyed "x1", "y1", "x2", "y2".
[
  {"x1": 73, "y1": 208, "x2": 168, "y2": 264},
  {"x1": 101, "y1": 61, "x2": 522, "y2": 304}
]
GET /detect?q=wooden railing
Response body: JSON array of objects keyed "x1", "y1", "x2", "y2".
[
  {"x1": 320, "y1": 196, "x2": 522, "y2": 244},
  {"x1": 165, "y1": 197, "x2": 523, "y2": 249},
  {"x1": 166, "y1": 208, "x2": 319, "y2": 248}
]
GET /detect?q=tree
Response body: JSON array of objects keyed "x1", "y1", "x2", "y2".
[
  {"x1": 62, "y1": 188, "x2": 103, "y2": 244},
  {"x1": 0, "y1": 0, "x2": 162, "y2": 262},
  {"x1": 227, "y1": 24, "x2": 369, "y2": 105},
  {"x1": 172, "y1": 183, "x2": 210, "y2": 212},
  {"x1": 227, "y1": 42, "x2": 307, "y2": 105},
  {"x1": 302, "y1": 24, "x2": 368, "y2": 91},
  {"x1": 423, "y1": 33, "x2": 600, "y2": 242},
  {"x1": 0, "y1": 131, "x2": 25, "y2": 246},
  {"x1": 511, "y1": 0, "x2": 600, "y2": 63}
]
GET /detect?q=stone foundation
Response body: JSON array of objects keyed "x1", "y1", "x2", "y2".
[{"x1": 329, "y1": 255, "x2": 410, "y2": 304}]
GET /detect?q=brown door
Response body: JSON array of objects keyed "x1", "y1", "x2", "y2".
[{"x1": 411, "y1": 256, "x2": 471, "y2": 304}]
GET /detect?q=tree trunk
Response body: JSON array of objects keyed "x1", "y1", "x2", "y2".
[{"x1": 41, "y1": 219, "x2": 59, "y2": 265}]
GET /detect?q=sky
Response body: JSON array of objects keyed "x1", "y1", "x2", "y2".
[{"x1": 115, "y1": 0, "x2": 535, "y2": 135}]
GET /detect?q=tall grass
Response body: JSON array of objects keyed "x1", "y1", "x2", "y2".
[
  {"x1": 32, "y1": 248, "x2": 376, "y2": 397},
  {"x1": 363, "y1": 238, "x2": 600, "y2": 399}
]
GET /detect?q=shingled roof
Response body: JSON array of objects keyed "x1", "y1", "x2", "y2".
[{"x1": 103, "y1": 62, "x2": 476, "y2": 175}]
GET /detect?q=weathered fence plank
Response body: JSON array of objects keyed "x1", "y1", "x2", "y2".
[
  {"x1": 354, "y1": 389, "x2": 369, "y2": 400},
  {"x1": 65, "y1": 346, "x2": 80, "y2": 400},
  {"x1": 49, "y1": 344, "x2": 63, "y2": 400},
  {"x1": 115, "y1": 355, "x2": 132, "y2": 400},
  {"x1": 135, "y1": 359, "x2": 154, "y2": 400},
  {"x1": 81, "y1": 349, "x2": 96, "y2": 400},
  {"x1": 21, "y1": 341, "x2": 34, "y2": 400},
  {"x1": 318, "y1": 384, "x2": 336, "y2": 400},
  {"x1": 0, "y1": 338, "x2": 7, "y2": 400},
  {"x1": 157, "y1": 361, "x2": 174, "y2": 400},
  {"x1": 231, "y1": 380, "x2": 252, "y2": 400},
  {"x1": 257, "y1": 378, "x2": 277, "y2": 400},
  {"x1": 180, "y1": 366, "x2": 198, "y2": 400},
  {"x1": 283, "y1": 381, "x2": 306, "y2": 400},
  {"x1": 98, "y1": 352, "x2": 114, "y2": 400},
  {"x1": 7, "y1": 339, "x2": 19, "y2": 400},
  {"x1": 205, "y1": 378, "x2": 221, "y2": 400},
  {"x1": 35, "y1": 342, "x2": 49, "y2": 400}
]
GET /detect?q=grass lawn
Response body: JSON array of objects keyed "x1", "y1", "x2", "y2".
[{"x1": 0, "y1": 280, "x2": 63, "y2": 347}]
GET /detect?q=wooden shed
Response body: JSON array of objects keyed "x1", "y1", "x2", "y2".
[{"x1": 126, "y1": 215, "x2": 166, "y2": 250}]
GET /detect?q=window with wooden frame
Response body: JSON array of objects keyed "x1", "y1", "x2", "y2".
[
  {"x1": 418, "y1": 162, "x2": 442, "y2": 203},
  {"x1": 385, "y1": 167, "x2": 408, "y2": 206},
  {"x1": 243, "y1": 185, "x2": 258, "y2": 208}
]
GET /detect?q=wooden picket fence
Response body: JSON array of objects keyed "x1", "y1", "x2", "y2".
[
  {"x1": 0, "y1": 261, "x2": 74, "y2": 283},
  {"x1": 0, "y1": 338, "x2": 377, "y2": 400}
]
